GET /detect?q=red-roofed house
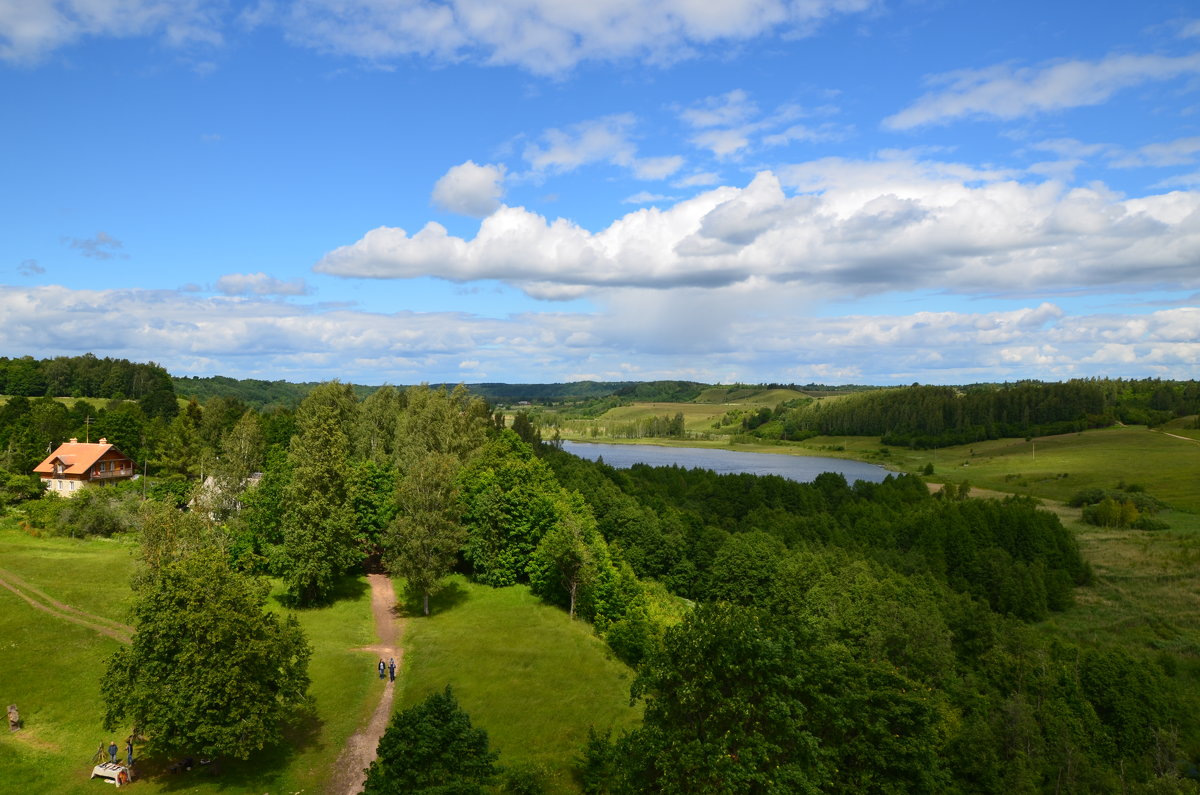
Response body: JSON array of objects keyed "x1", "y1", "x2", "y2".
[{"x1": 33, "y1": 438, "x2": 135, "y2": 496}]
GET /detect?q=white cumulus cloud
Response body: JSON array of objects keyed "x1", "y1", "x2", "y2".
[
  {"x1": 317, "y1": 160, "x2": 1200, "y2": 300},
  {"x1": 432, "y1": 160, "x2": 507, "y2": 217}
]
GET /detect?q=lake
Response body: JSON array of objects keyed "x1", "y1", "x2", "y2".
[{"x1": 560, "y1": 441, "x2": 891, "y2": 484}]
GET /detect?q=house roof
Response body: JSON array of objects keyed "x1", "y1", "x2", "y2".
[{"x1": 32, "y1": 438, "x2": 130, "y2": 476}]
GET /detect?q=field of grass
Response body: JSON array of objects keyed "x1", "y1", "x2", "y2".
[
  {"x1": 692, "y1": 386, "x2": 807, "y2": 405},
  {"x1": 1039, "y1": 511, "x2": 1200, "y2": 658},
  {"x1": 0, "y1": 519, "x2": 377, "y2": 794},
  {"x1": 0, "y1": 395, "x2": 121, "y2": 411},
  {"x1": 789, "y1": 425, "x2": 1200, "y2": 513},
  {"x1": 396, "y1": 576, "x2": 642, "y2": 793}
]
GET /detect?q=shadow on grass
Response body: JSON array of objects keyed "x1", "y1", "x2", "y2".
[
  {"x1": 395, "y1": 579, "x2": 471, "y2": 618},
  {"x1": 133, "y1": 707, "x2": 325, "y2": 792},
  {"x1": 271, "y1": 572, "x2": 370, "y2": 610}
]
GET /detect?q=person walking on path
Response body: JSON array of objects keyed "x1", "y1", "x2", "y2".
[
  {"x1": 108, "y1": 740, "x2": 118, "y2": 764},
  {"x1": 388, "y1": 657, "x2": 396, "y2": 682},
  {"x1": 377, "y1": 659, "x2": 385, "y2": 680}
]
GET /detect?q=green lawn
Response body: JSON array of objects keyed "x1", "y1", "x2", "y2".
[
  {"x1": 0, "y1": 520, "x2": 377, "y2": 794},
  {"x1": 396, "y1": 576, "x2": 642, "y2": 793}
]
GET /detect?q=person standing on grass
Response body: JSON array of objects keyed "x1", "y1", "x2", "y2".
[
  {"x1": 126, "y1": 737, "x2": 134, "y2": 766},
  {"x1": 388, "y1": 657, "x2": 396, "y2": 682},
  {"x1": 108, "y1": 739, "x2": 118, "y2": 764}
]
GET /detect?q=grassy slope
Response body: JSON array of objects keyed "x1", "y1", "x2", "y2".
[
  {"x1": 396, "y1": 576, "x2": 642, "y2": 793},
  {"x1": 0, "y1": 520, "x2": 376, "y2": 794},
  {"x1": 0, "y1": 523, "x2": 641, "y2": 794}
]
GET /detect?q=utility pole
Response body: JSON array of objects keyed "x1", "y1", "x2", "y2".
[{"x1": 84, "y1": 415, "x2": 93, "y2": 443}]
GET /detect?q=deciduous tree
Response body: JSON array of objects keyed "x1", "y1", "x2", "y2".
[
  {"x1": 384, "y1": 452, "x2": 463, "y2": 615},
  {"x1": 363, "y1": 686, "x2": 497, "y2": 794},
  {"x1": 103, "y1": 529, "x2": 311, "y2": 760}
]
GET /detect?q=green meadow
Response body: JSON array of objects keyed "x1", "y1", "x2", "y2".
[
  {"x1": 0, "y1": 522, "x2": 641, "y2": 793},
  {"x1": 395, "y1": 576, "x2": 642, "y2": 793},
  {"x1": 0, "y1": 521, "x2": 377, "y2": 794}
]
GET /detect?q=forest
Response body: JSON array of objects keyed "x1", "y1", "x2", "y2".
[
  {"x1": 740, "y1": 379, "x2": 1200, "y2": 447},
  {"x1": 2, "y1": 361, "x2": 1200, "y2": 792}
]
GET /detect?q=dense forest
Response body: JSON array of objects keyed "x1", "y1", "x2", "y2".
[
  {"x1": 0, "y1": 354, "x2": 177, "y2": 417},
  {"x1": 742, "y1": 379, "x2": 1200, "y2": 447},
  {"x1": 2, "y1": 365, "x2": 1198, "y2": 792}
]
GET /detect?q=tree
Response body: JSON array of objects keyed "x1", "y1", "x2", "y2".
[
  {"x1": 205, "y1": 411, "x2": 265, "y2": 521},
  {"x1": 280, "y1": 382, "x2": 359, "y2": 605},
  {"x1": 529, "y1": 491, "x2": 598, "y2": 620},
  {"x1": 384, "y1": 453, "x2": 464, "y2": 616},
  {"x1": 588, "y1": 603, "x2": 946, "y2": 794},
  {"x1": 356, "y1": 385, "x2": 405, "y2": 463},
  {"x1": 103, "y1": 529, "x2": 311, "y2": 760},
  {"x1": 363, "y1": 686, "x2": 498, "y2": 794},
  {"x1": 394, "y1": 384, "x2": 491, "y2": 470},
  {"x1": 458, "y1": 430, "x2": 561, "y2": 586}
]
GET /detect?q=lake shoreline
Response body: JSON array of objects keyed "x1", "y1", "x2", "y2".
[{"x1": 560, "y1": 440, "x2": 892, "y2": 484}]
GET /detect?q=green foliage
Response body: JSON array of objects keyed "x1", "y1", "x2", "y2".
[
  {"x1": 459, "y1": 430, "x2": 561, "y2": 586},
  {"x1": 591, "y1": 602, "x2": 947, "y2": 794},
  {"x1": 233, "y1": 447, "x2": 291, "y2": 571},
  {"x1": 774, "y1": 379, "x2": 1200, "y2": 448},
  {"x1": 394, "y1": 383, "x2": 492, "y2": 469},
  {"x1": 0, "y1": 354, "x2": 177, "y2": 419},
  {"x1": 103, "y1": 536, "x2": 311, "y2": 760},
  {"x1": 528, "y1": 490, "x2": 603, "y2": 619},
  {"x1": 281, "y1": 381, "x2": 360, "y2": 605},
  {"x1": 348, "y1": 457, "x2": 399, "y2": 551},
  {"x1": 363, "y1": 685, "x2": 498, "y2": 795},
  {"x1": 22, "y1": 482, "x2": 142, "y2": 537},
  {"x1": 0, "y1": 469, "x2": 42, "y2": 508},
  {"x1": 384, "y1": 452, "x2": 464, "y2": 615}
]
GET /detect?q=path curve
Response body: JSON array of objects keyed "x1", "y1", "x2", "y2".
[
  {"x1": 326, "y1": 573, "x2": 403, "y2": 795},
  {"x1": 0, "y1": 567, "x2": 132, "y2": 644},
  {"x1": 1152, "y1": 429, "x2": 1200, "y2": 445}
]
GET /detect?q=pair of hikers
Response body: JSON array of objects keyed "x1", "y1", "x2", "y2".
[{"x1": 377, "y1": 657, "x2": 396, "y2": 682}]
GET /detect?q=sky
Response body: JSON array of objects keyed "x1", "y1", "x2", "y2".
[{"x1": 2, "y1": 0, "x2": 1199, "y2": 386}]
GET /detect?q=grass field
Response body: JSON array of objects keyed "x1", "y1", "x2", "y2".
[
  {"x1": 0, "y1": 520, "x2": 377, "y2": 794},
  {"x1": 395, "y1": 576, "x2": 642, "y2": 793},
  {"x1": 794, "y1": 424, "x2": 1200, "y2": 513},
  {"x1": 0, "y1": 519, "x2": 642, "y2": 794}
]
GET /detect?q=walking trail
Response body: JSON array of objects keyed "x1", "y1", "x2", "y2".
[
  {"x1": 0, "y1": 566, "x2": 132, "y2": 644},
  {"x1": 327, "y1": 573, "x2": 404, "y2": 795}
]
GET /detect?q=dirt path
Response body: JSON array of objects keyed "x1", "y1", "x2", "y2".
[
  {"x1": 1153, "y1": 429, "x2": 1200, "y2": 445},
  {"x1": 326, "y1": 573, "x2": 403, "y2": 795},
  {"x1": 0, "y1": 566, "x2": 132, "y2": 644}
]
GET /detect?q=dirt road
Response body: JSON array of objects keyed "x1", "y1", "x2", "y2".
[{"x1": 326, "y1": 573, "x2": 403, "y2": 795}]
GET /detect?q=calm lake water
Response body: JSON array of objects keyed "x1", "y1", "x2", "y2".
[{"x1": 560, "y1": 441, "x2": 891, "y2": 484}]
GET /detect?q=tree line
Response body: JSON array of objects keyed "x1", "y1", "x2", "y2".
[
  {"x1": 744, "y1": 379, "x2": 1200, "y2": 447},
  {"x1": 0, "y1": 354, "x2": 178, "y2": 417}
]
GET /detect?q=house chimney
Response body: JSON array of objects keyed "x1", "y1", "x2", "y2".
[
  {"x1": 98, "y1": 438, "x2": 108, "y2": 445},
  {"x1": 70, "y1": 438, "x2": 78, "y2": 443}
]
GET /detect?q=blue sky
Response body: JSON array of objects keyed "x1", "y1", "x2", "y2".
[{"x1": 3, "y1": 0, "x2": 1198, "y2": 385}]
